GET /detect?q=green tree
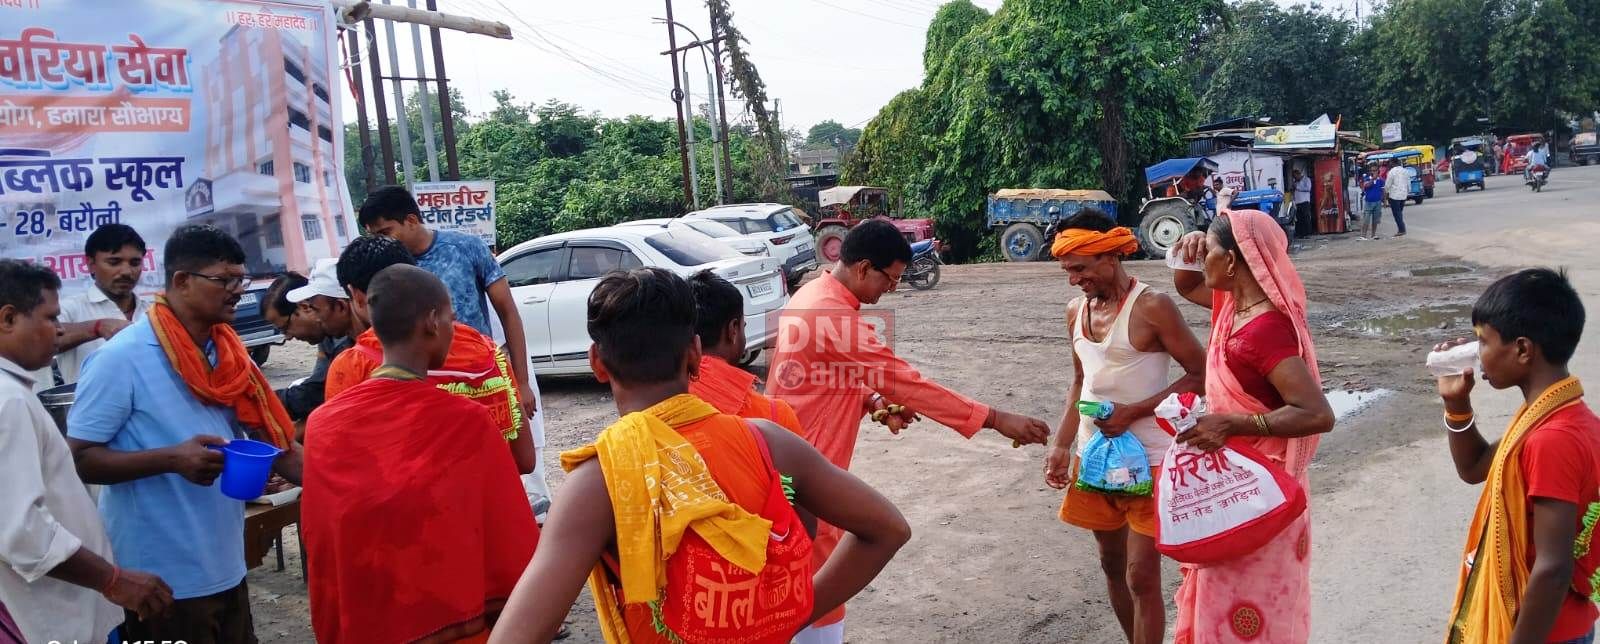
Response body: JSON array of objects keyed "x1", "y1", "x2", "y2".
[
  {"x1": 1490, "y1": 0, "x2": 1597, "y2": 133},
  {"x1": 804, "y1": 120, "x2": 862, "y2": 148},
  {"x1": 1195, "y1": 1, "x2": 1364, "y2": 124},
  {"x1": 846, "y1": 0, "x2": 1220, "y2": 260}
]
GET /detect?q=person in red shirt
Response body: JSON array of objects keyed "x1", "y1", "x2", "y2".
[{"x1": 1437, "y1": 268, "x2": 1600, "y2": 644}]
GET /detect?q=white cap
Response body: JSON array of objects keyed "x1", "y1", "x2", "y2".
[{"x1": 287, "y1": 258, "x2": 346, "y2": 303}]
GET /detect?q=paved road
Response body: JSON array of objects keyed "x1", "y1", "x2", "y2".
[{"x1": 1313, "y1": 164, "x2": 1600, "y2": 641}]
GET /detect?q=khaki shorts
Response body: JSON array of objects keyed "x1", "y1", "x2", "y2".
[{"x1": 1058, "y1": 462, "x2": 1161, "y2": 538}]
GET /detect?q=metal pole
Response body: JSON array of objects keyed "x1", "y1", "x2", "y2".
[
  {"x1": 710, "y1": 34, "x2": 734, "y2": 203},
  {"x1": 364, "y1": 18, "x2": 397, "y2": 184},
  {"x1": 683, "y1": 64, "x2": 700, "y2": 210},
  {"x1": 663, "y1": 0, "x2": 694, "y2": 208},
  {"x1": 425, "y1": 0, "x2": 459, "y2": 180},
  {"x1": 345, "y1": 29, "x2": 377, "y2": 193},
  {"x1": 407, "y1": 0, "x2": 441, "y2": 181},
  {"x1": 381, "y1": 1, "x2": 417, "y2": 184},
  {"x1": 706, "y1": 64, "x2": 725, "y2": 204}
]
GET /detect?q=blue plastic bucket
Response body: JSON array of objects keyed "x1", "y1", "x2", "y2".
[{"x1": 215, "y1": 439, "x2": 282, "y2": 501}]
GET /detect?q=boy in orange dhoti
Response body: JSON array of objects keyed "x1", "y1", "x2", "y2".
[
  {"x1": 686, "y1": 270, "x2": 803, "y2": 434},
  {"x1": 303, "y1": 265, "x2": 538, "y2": 644}
]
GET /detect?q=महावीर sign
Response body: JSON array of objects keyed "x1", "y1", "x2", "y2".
[
  {"x1": 412, "y1": 180, "x2": 496, "y2": 248},
  {"x1": 0, "y1": 0, "x2": 355, "y2": 295}
]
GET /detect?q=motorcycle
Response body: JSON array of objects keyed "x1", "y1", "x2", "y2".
[
  {"x1": 905, "y1": 239, "x2": 942, "y2": 291},
  {"x1": 1526, "y1": 164, "x2": 1550, "y2": 192}
]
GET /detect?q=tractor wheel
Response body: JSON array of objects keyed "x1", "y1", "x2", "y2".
[
  {"x1": 1000, "y1": 223, "x2": 1045, "y2": 262},
  {"x1": 1137, "y1": 200, "x2": 1196, "y2": 257},
  {"x1": 815, "y1": 225, "x2": 849, "y2": 264}
]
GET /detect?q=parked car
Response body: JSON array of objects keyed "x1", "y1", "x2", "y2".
[
  {"x1": 1570, "y1": 131, "x2": 1598, "y2": 166},
  {"x1": 235, "y1": 282, "x2": 285, "y2": 365},
  {"x1": 614, "y1": 218, "x2": 769, "y2": 257},
  {"x1": 497, "y1": 225, "x2": 788, "y2": 376},
  {"x1": 684, "y1": 203, "x2": 818, "y2": 289}
]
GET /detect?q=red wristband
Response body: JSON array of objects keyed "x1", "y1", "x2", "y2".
[{"x1": 92, "y1": 320, "x2": 104, "y2": 337}]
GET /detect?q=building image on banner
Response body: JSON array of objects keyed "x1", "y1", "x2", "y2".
[{"x1": 0, "y1": 0, "x2": 352, "y2": 295}]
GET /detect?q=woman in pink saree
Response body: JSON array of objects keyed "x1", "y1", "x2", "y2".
[{"x1": 1169, "y1": 210, "x2": 1335, "y2": 643}]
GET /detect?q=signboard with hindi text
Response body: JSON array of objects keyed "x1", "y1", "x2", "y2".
[
  {"x1": 412, "y1": 180, "x2": 496, "y2": 248},
  {"x1": 0, "y1": 0, "x2": 355, "y2": 296},
  {"x1": 1252, "y1": 123, "x2": 1337, "y2": 150}
]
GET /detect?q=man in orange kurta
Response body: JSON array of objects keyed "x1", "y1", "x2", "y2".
[
  {"x1": 766, "y1": 221, "x2": 1052, "y2": 642},
  {"x1": 686, "y1": 270, "x2": 803, "y2": 434}
]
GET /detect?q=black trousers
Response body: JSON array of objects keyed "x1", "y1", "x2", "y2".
[{"x1": 1293, "y1": 202, "x2": 1314, "y2": 237}]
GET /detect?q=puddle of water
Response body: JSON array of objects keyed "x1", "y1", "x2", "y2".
[
  {"x1": 1408, "y1": 265, "x2": 1473, "y2": 277},
  {"x1": 1352, "y1": 304, "x2": 1470, "y2": 334},
  {"x1": 1326, "y1": 388, "x2": 1393, "y2": 421}
]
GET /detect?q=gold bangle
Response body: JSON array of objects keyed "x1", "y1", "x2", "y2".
[
  {"x1": 1253, "y1": 413, "x2": 1271, "y2": 436},
  {"x1": 1444, "y1": 410, "x2": 1474, "y2": 424}
]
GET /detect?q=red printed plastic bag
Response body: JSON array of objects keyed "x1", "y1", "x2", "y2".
[{"x1": 1152, "y1": 393, "x2": 1307, "y2": 564}]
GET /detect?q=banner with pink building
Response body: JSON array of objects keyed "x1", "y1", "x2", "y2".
[{"x1": 0, "y1": 0, "x2": 354, "y2": 295}]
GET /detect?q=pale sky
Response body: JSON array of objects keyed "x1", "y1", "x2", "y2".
[{"x1": 347, "y1": 0, "x2": 1359, "y2": 136}]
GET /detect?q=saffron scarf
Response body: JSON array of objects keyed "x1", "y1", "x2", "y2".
[
  {"x1": 1050, "y1": 226, "x2": 1140, "y2": 259},
  {"x1": 1447, "y1": 377, "x2": 1585, "y2": 644},
  {"x1": 148, "y1": 296, "x2": 295, "y2": 447},
  {"x1": 560, "y1": 394, "x2": 774, "y2": 643}
]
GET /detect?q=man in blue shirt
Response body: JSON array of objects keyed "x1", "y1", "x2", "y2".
[
  {"x1": 357, "y1": 186, "x2": 535, "y2": 419},
  {"x1": 1358, "y1": 162, "x2": 1386, "y2": 241},
  {"x1": 68, "y1": 225, "x2": 303, "y2": 643}
]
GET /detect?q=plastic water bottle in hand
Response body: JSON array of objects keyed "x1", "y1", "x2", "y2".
[
  {"x1": 1165, "y1": 245, "x2": 1204, "y2": 272},
  {"x1": 1426, "y1": 341, "x2": 1480, "y2": 377},
  {"x1": 1078, "y1": 400, "x2": 1116, "y2": 420}
]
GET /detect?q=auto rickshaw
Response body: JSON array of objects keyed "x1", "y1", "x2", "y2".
[
  {"x1": 1365, "y1": 149, "x2": 1428, "y2": 205},
  {"x1": 1502, "y1": 133, "x2": 1543, "y2": 175},
  {"x1": 1449, "y1": 138, "x2": 1488, "y2": 192},
  {"x1": 1393, "y1": 144, "x2": 1437, "y2": 198}
]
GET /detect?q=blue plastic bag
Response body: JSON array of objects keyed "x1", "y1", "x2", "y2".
[{"x1": 1075, "y1": 431, "x2": 1153, "y2": 496}]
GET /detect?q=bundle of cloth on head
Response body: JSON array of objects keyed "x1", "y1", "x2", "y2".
[{"x1": 1050, "y1": 227, "x2": 1141, "y2": 259}]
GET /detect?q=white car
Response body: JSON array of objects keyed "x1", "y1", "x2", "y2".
[
  {"x1": 683, "y1": 204, "x2": 817, "y2": 287},
  {"x1": 497, "y1": 225, "x2": 788, "y2": 376},
  {"x1": 613, "y1": 218, "x2": 769, "y2": 257}
]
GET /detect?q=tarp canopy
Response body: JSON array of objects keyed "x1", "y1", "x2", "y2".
[
  {"x1": 991, "y1": 188, "x2": 1116, "y2": 202},
  {"x1": 818, "y1": 185, "x2": 886, "y2": 208},
  {"x1": 1143, "y1": 158, "x2": 1219, "y2": 186}
]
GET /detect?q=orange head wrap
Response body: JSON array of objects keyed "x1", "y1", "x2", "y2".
[{"x1": 1050, "y1": 226, "x2": 1140, "y2": 259}]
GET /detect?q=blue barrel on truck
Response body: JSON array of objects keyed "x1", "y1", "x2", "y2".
[{"x1": 987, "y1": 189, "x2": 1119, "y2": 262}]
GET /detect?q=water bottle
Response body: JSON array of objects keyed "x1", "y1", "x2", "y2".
[
  {"x1": 1165, "y1": 245, "x2": 1204, "y2": 272},
  {"x1": 1426, "y1": 341, "x2": 1481, "y2": 377},
  {"x1": 1077, "y1": 400, "x2": 1116, "y2": 420}
]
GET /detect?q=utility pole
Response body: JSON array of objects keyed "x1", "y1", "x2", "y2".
[
  {"x1": 364, "y1": 18, "x2": 397, "y2": 184},
  {"x1": 709, "y1": 18, "x2": 734, "y2": 204},
  {"x1": 381, "y1": 0, "x2": 417, "y2": 184},
  {"x1": 683, "y1": 66, "x2": 700, "y2": 209},
  {"x1": 707, "y1": 64, "x2": 725, "y2": 204},
  {"x1": 425, "y1": 0, "x2": 460, "y2": 180},
  {"x1": 407, "y1": 0, "x2": 441, "y2": 181},
  {"x1": 663, "y1": 0, "x2": 695, "y2": 208},
  {"x1": 345, "y1": 30, "x2": 376, "y2": 193}
]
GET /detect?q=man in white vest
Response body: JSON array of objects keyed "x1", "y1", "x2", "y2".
[{"x1": 1042, "y1": 209, "x2": 1207, "y2": 644}]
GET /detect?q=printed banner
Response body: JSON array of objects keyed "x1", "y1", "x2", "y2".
[
  {"x1": 1381, "y1": 122, "x2": 1403, "y2": 144},
  {"x1": 0, "y1": 0, "x2": 354, "y2": 296},
  {"x1": 412, "y1": 180, "x2": 496, "y2": 248},
  {"x1": 1253, "y1": 123, "x2": 1336, "y2": 150},
  {"x1": 1208, "y1": 149, "x2": 1285, "y2": 194},
  {"x1": 1313, "y1": 157, "x2": 1346, "y2": 234}
]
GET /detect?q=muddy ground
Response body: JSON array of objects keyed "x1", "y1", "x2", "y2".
[{"x1": 249, "y1": 231, "x2": 1498, "y2": 643}]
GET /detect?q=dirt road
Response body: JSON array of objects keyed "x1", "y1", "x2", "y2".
[{"x1": 247, "y1": 165, "x2": 1599, "y2": 642}]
